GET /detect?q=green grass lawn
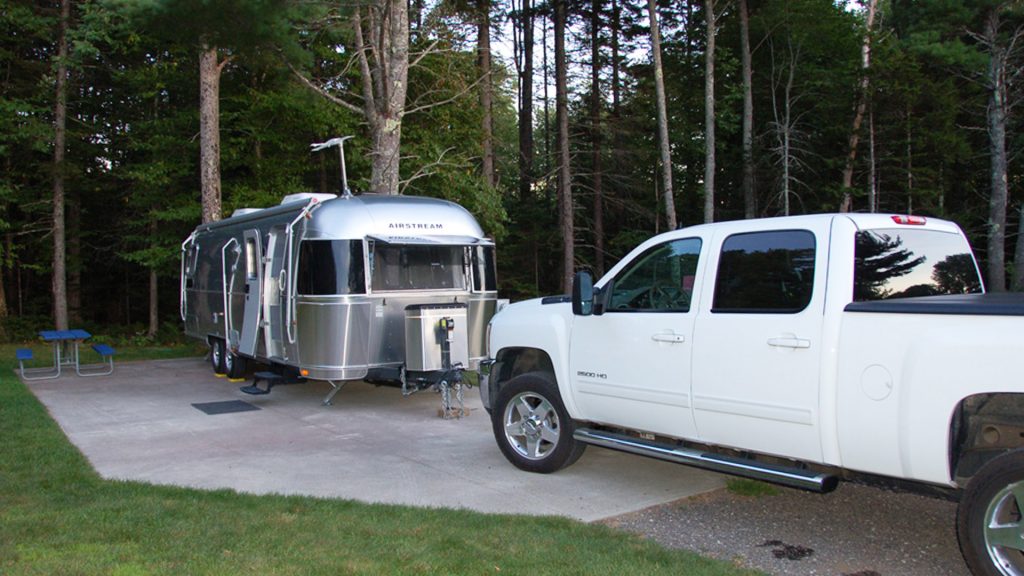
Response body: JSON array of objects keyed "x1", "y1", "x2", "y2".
[{"x1": 0, "y1": 343, "x2": 760, "y2": 575}]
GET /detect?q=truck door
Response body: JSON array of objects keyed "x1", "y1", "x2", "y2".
[
  {"x1": 569, "y1": 237, "x2": 704, "y2": 439},
  {"x1": 262, "y1": 226, "x2": 287, "y2": 360},
  {"x1": 239, "y1": 229, "x2": 263, "y2": 357},
  {"x1": 691, "y1": 224, "x2": 829, "y2": 462}
]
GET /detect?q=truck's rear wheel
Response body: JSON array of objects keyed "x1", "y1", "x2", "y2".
[
  {"x1": 958, "y1": 449, "x2": 1024, "y2": 576},
  {"x1": 491, "y1": 373, "x2": 585, "y2": 473},
  {"x1": 210, "y1": 339, "x2": 226, "y2": 375}
]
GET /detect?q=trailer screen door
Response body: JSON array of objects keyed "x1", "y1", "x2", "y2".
[{"x1": 370, "y1": 244, "x2": 466, "y2": 291}]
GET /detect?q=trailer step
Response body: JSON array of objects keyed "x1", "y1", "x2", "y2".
[{"x1": 239, "y1": 371, "x2": 305, "y2": 396}]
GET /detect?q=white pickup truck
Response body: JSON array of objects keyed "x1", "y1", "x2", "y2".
[{"x1": 479, "y1": 213, "x2": 1024, "y2": 576}]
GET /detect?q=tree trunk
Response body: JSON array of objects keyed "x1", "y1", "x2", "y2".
[
  {"x1": 68, "y1": 188, "x2": 81, "y2": 323},
  {"x1": 703, "y1": 0, "x2": 716, "y2": 223},
  {"x1": 1013, "y1": 204, "x2": 1024, "y2": 291},
  {"x1": 555, "y1": 0, "x2": 574, "y2": 292},
  {"x1": 649, "y1": 0, "x2": 677, "y2": 230},
  {"x1": 147, "y1": 223, "x2": 159, "y2": 338},
  {"x1": 518, "y1": 0, "x2": 534, "y2": 200},
  {"x1": 354, "y1": 1, "x2": 410, "y2": 195},
  {"x1": 611, "y1": 0, "x2": 621, "y2": 114},
  {"x1": 199, "y1": 41, "x2": 223, "y2": 223},
  {"x1": 478, "y1": 0, "x2": 495, "y2": 188},
  {"x1": 739, "y1": 0, "x2": 755, "y2": 218},
  {"x1": 839, "y1": 0, "x2": 878, "y2": 213},
  {"x1": 52, "y1": 0, "x2": 71, "y2": 331},
  {"x1": 984, "y1": 9, "x2": 1009, "y2": 292},
  {"x1": 591, "y1": 0, "x2": 605, "y2": 275}
]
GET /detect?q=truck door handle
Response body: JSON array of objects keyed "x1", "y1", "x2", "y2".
[
  {"x1": 651, "y1": 332, "x2": 686, "y2": 343},
  {"x1": 767, "y1": 337, "x2": 811, "y2": 349}
]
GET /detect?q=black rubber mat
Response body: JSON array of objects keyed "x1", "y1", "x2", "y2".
[{"x1": 191, "y1": 400, "x2": 260, "y2": 415}]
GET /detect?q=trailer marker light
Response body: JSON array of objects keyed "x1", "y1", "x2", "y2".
[
  {"x1": 301, "y1": 369, "x2": 309, "y2": 377},
  {"x1": 891, "y1": 215, "x2": 927, "y2": 225}
]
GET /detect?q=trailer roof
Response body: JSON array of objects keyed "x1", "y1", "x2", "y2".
[{"x1": 306, "y1": 194, "x2": 488, "y2": 241}]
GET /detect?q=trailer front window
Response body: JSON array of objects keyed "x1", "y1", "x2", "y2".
[
  {"x1": 296, "y1": 240, "x2": 366, "y2": 295},
  {"x1": 472, "y1": 246, "x2": 497, "y2": 292},
  {"x1": 370, "y1": 244, "x2": 466, "y2": 291}
]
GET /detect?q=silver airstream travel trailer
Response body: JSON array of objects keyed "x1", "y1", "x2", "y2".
[{"x1": 180, "y1": 192, "x2": 498, "y2": 405}]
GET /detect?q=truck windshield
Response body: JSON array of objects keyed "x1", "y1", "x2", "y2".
[
  {"x1": 854, "y1": 228, "x2": 982, "y2": 301},
  {"x1": 296, "y1": 240, "x2": 366, "y2": 295},
  {"x1": 370, "y1": 244, "x2": 466, "y2": 291}
]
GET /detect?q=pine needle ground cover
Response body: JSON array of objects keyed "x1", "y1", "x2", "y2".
[{"x1": 0, "y1": 345, "x2": 759, "y2": 576}]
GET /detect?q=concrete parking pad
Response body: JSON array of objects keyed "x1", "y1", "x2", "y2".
[{"x1": 23, "y1": 358, "x2": 724, "y2": 522}]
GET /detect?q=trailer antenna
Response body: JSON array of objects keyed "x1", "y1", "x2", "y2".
[{"x1": 310, "y1": 136, "x2": 355, "y2": 198}]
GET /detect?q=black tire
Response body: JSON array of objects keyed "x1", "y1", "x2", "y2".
[
  {"x1": 958, "y1": 449, "x2": 1024, "y2": 576},
  {"x1": 210, "y1": 339, "x2": 226, "y2": 375},
  {"x1": 491, "y1": 373, "x2": 585, "y2": 474},
  {"x1": 224, "y1": 349, "x2": 247, "y2": 379}
]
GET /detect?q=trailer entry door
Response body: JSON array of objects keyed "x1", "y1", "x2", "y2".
[
  {"x1": 263, "y1": 226, "x2": 288, "y2": 360},
  {"x1": 239, "y1": 229, "x2": 263, "y2": 356}
]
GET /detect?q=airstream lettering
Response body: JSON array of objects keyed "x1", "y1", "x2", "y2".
[{"x1": 181, "y1": 192, "x2": 499, "y2": 404}]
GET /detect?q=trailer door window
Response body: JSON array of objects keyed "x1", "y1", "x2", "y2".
[
  {"x1": 296, "y1": 240, "x2": 366, "y2": 295},
  {"x1": 371, "y1": 244, "x2": 466, "y2": 291}
]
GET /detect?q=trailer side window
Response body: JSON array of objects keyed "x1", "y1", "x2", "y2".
[
  {"x1": 472, "y1": 246, "x2": 497, "y2": 292},
  {"x1": 371, "y1": 244, "x2": 466, "y2": 291},
  {"x1": 296, "y1": 240, "x2": 366, "y2": 296}
]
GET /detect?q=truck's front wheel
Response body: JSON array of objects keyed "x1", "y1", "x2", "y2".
[
  {"x1": 491, "y1": 373, "x2": 585, "y2": 473},
  {"x1": 958, "y1": 449, "x2": 1024, "y2": 576}
]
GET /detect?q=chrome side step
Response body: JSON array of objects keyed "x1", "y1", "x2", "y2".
[{"x1": 573, "y1": 428, "x2": 838, "y2": 493}]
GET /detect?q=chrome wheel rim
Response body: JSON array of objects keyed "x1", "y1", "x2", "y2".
[
  {"x1": 502, "y1": 391, "x2": 560, "y2": 460},
  {"x1": 984, "y1": 480, "x2": 1024, "y2": 575},
  {"x1": 224, "y1": 349, "x2": 234, "y2": 372},
  {"x1": 211, "y1": 342, "x2": 222, "y2": 369}
]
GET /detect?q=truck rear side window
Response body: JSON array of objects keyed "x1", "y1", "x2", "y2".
[
  {"x1": 296, "y1": 240, "x2": 366, "y2": 295},
  {"x1": 854, "y1": 229, "x2": 981, "y2": 301},
  {"x1": 370, "y1": 244, "x2": 467, "y2": 291},
  {"x1": 712, "y1": 230, "x2": 816, "y2": 313}
]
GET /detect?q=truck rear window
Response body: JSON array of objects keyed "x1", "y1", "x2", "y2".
[{"x1": 854, "y1": 228, "x2": 981, "y2": 301}]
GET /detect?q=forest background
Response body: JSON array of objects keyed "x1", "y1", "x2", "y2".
[{"x1": 1, "y1": 0, "x2": 1022, "y2": 341}]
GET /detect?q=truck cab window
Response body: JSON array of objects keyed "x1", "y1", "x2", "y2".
[
  {"x1": 296, "y1": 240, "x2": 366, "y2": 296},
  {"x1": 370, "y1": 244, "x2": 467, "y2": 292},
  {"x1": 854, "y1": 229, "x2": 981, "y2": 300},
  {"x1": 607, "y1": 238, "x2": 701, "y2": 312},
  {"x1": 712, "y1": 230, "x2": 815, "y2": 313}
]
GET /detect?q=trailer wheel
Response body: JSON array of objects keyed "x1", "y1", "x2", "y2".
[
  {"x1": 210, "y1": 339, "x2": 226, "y2": 375},
  {"x1": 223, "y1": 349, "x2": 247, "y2": 379},
  {"x1": 491, "y1": 373, "x2": 585, "y2": 474},
  {"x1": 958, "y1": 449, "x2": 1024, "y2": 576}
]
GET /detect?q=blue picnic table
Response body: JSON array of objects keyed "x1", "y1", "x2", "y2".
[{"x1": 18, "y1": 329, "x2": 115, "y2": 380}]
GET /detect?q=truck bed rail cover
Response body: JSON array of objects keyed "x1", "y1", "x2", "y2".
[{"x1": 844, "y1": 292, "x2": 1024, "y2": 316}]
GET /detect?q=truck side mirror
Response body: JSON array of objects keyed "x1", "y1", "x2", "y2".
[{"x1": 572, "y1": 271, "x2": 594, "y2": 316}]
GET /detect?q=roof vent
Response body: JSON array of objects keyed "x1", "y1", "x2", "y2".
[
  {"x1": 281, "y1": 193, "x2": 338, "y2": 206},
  {"x1": 231, "y1": 208, "x2": 263, "y2": 218}
]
